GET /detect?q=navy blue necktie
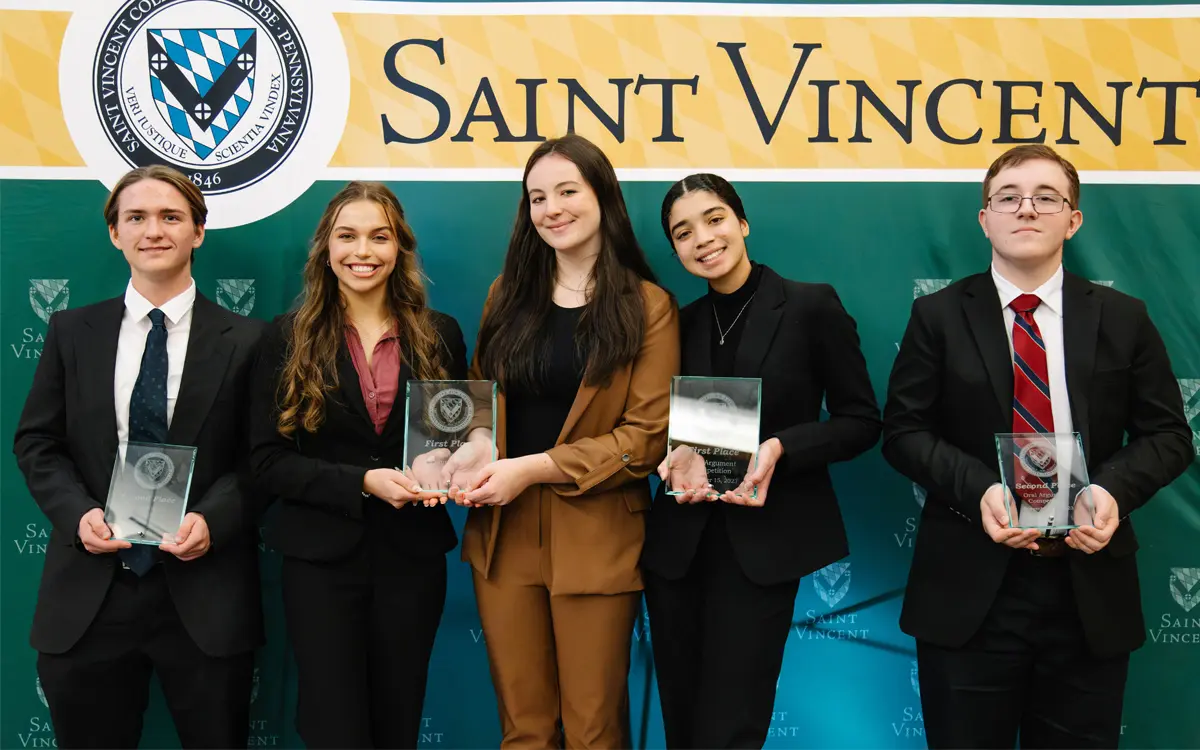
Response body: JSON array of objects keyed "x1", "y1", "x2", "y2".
[{"x1": 121, "y1": 308, "x2": 168, "y2": 575}]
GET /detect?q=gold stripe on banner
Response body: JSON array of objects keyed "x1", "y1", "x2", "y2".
[
  {"x1": 0, "y1": 8, "x2": 1197, "y2": 172},
  {"x1": 331, "y1": 12, "x2": 1200, "y2": 171},
  {"x1": 0, "y1": 10, "x2": 82, "y2": 167}
]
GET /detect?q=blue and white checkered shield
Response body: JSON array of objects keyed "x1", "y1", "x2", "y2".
[{"x1": 147, "y1": 28, "x2": 257, "y2": 160}]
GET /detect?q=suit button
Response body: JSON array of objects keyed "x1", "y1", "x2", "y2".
[{"x1": 621, "y1": 453, "x2": 631, "y2": 462}]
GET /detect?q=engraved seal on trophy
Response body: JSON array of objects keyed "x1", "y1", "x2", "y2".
[
  {"x1": 1017, "y1": 438, "x2": 1058, "y2": 478},
  {"x1": 132, "y1": 451, "x2": 175, "y2": 490},
  {"x1": 427, "y1": 388, "x2": 474, "y2": 433},
  {"x1": 697, "y1": 391, "x2": 737, "y2": 418}
]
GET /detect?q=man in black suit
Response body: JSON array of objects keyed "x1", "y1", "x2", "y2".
[
  {"x1": 883, "y1": 145, "x2": 1192, "y2": 748},
  {"x1": 13, "y1": 165, "x2": 265, "y2": 749}
]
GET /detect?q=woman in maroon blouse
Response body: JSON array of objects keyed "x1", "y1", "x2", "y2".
[{"x1": 249, "y1": 182, "x2": 467, "y2": 748}]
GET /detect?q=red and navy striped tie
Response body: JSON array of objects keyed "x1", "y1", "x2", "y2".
[{"x1": 1010, "y1": 294, "x2": 1055, "y2": 508}]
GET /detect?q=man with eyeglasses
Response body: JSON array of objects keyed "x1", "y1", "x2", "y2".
[{"x1": 882, "y1": 145, "x2": 1191, "y2": 748}]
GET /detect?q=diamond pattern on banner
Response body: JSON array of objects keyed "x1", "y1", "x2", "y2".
[
  {"x1": 329, "y1": 13, "x2": 1200, "y2": 170},
  {"x1": 0, "y1": 10, "x2": 83, "y2": 166},
  {"x1": 147, "y1": 28, "x2": 256, "y2": 160}
]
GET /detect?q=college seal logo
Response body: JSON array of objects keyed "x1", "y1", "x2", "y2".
[
  {"x1": 216, "y1": 278, "x2": 255, "y2": 315},
  {"x1": 62, "y1": 0, "x2": 348, "y2": 228},
  {"x1": 29, "y1": 279, "x2": 69, "y2": 324},
  {"x1": 1018, "y1": 438, "x2": 1059, "y2": 479},
  {"x1": 428, "y1": 388, "x2": 473, "y2": 434},
  {"x1": 814, "y1": 561, "x2": 851, "y2": 608},
  {"x1": 1170, "y1": 568, "x2": 1200, "y2": 613},
  {"x1": 133, "y1": 451, "x2": 176, "y2": 490}
]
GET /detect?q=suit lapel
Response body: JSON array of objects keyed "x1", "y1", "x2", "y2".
[
  {"x1": 555, "y1": 381, "x2": 600, "y2": 445},
  {"x1": 168, "y1": 295, "x2": 233, "y2": 445},
  {"x1": 962, "y1": 273, "x2": 1014, "y2": 422},
  {"x1": 336, "y1": 342, "x2": 375, "y2": 435},
  {"x1": 82, "y1": 297, "x2": 125, "y2": 459},
  {"x1": 733, "y1": 266, "x2": 785, "y2": 377},
  {"x1": 1062, "y1": 272, "x2": 1099, "y2": 455},
  {"x1": 380, "y1": 361, "x2": 414, "y2": 441}
]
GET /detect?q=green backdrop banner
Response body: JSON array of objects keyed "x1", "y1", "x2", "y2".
[{"x1": 3, "y1": 179, "x2": 1197, "y2": 749}]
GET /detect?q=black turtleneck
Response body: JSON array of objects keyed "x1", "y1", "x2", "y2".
[{"x1": 708, "y1": 261, "x2": 763, "y2": 377}]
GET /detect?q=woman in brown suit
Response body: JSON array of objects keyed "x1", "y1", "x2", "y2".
[{"x1": 448, "y1": 134, "x2": 678, "y2": 748}]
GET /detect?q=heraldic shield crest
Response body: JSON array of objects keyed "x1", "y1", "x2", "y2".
[
  {"x1": 1170, "y1": 568, "x2": 1200, "y2": 613},
  {"x1": 814, "y1": 561, "x2": 851, "y2": 608},
  {"x1": 216, "y1": 279, "x2": 255, "y2": 316},
  {"x1": 147, "y1": 27, "x2": 257, "y2": 160},
  {"x1": 30, "y1": 279, "x2": 69, "y2": 324}
]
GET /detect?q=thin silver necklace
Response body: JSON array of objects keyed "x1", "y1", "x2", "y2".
[
  {"x1": 713, "y1": 293, "x2": 755, "y2": 346},
  {"x1": 349, "y1": 317, "x2": 392, "y2": 340},
  {"x1": 556, "y1": 278, "x2": 591, "y2": 293}
]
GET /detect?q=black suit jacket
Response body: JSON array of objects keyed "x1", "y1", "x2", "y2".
[
  {"x1": 642, "y1": 266, "x2": 882, "y2": 586},
  {"x1": 249, "y1": 312, "x2": 466, "y2": 562},
  {"x1": 13, "y1": 294, "x2": 266, "y2": 656},
  {"x1": 883, "y1": 271, "x2": 1192, "y2": 657}
]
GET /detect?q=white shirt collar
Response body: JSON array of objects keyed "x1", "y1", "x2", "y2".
[
  {"x1": 990, "y1": 264, "x2": 1064, "y2": 317},
  {"x1": 124, "y1": 279, "x2": 197, "y2": 325}
]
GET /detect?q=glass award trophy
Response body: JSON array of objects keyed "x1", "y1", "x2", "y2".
[
  {"x1": 995, "y1": 432, "x2": 1095, "y2": 532},
  {"x1": 666, "y1": 376, "x2": 762, "y2": 498},
  {"x1": 403, "y1": 380, "x2": 497, "y2": 494},
  {"x1": 104, "y1": 442, "x2": 197, "y2": 544}
]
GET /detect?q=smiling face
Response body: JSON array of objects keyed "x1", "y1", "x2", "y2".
[
  {"x1": 979, "y1": 157, "x2": 1083, "y2": 270},
  {"x1": 525, "y1": 153, "x2": 603, "y2": 259},
  {"x1": 326, "y1": 199, "x2": 399, "y2": 301},
  {"x1": 108, "y1": 178, "x2": 204, "y2": 284},
  {"x1": 667, "y1": 189, "x2": 751, "y2": 285}
]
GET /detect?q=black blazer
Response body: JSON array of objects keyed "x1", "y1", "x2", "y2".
[
  {"x1": 13, "y1": 294, "x2": 266, "y2": 657},
  {"x1": 883, "y1": 271, "x2": 1192, "y2": 657},
  {"x1": 249, "y1": 312, "x2": 466, "y2": 562},
  {"x1": 642, "y1": 266, "x2": 882, "y2": 586}
]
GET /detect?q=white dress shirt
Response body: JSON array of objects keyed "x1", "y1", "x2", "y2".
[
  {"x1": 115, "y1": 280, "x2": 196, "y2": 449},
  {"x1": 991, "y1": 264, "x2": 1081, "y2": 529}
]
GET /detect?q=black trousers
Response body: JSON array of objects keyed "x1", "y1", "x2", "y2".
[
  {"x1": 37, "y1": 565, "x2": 254, "y2": 749},
  {"x1": 282, "y1": 543, "x2": 447, "y2": 749},
  {"x1": 918, "y1": 554, "x2": 1129, "y2": 749},
  {"x1": 644, "y1": 511, "x2": 801, "y2": 749}
]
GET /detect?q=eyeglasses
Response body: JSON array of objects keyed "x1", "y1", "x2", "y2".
[{"x1": 987, "y1": 193, "x2": 1071, "y2": 214}]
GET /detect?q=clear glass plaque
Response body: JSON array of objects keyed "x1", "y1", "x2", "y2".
[
  {"x1": 403, "y1": 380, "x2": 497, "y2": 494},
  {"x1": 666, "y1": 376, "x2": 762, "y2": 497},
  {"x1": 995, "y1": 432, "x2": 1095, "y2": 531},
  {"x1": 104, "y1": 442, "x2": 196, "y2": 545}
]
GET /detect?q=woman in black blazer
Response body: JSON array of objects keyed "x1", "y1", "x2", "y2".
[
  {"x1": 249, "y1": 182, "x2": 465, "y2": 749},
  {"x1": 641, "y1": 174, "x2": 882, "y2": 749}
]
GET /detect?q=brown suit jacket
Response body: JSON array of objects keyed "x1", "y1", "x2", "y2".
[{"x1": 461, "y1": 278, "x2": 679, "y2": 595}]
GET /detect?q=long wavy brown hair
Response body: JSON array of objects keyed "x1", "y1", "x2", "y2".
[
  {"x1": 277, "y1": 182, "x2": 447, "y2": 436},
  {"x1": 475, "y1": 134, "x2": 660, "y2": 392}
]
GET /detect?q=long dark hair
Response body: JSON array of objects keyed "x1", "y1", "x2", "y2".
[
  {"x1": 277, "y1": 182, "x2": 447, "y2": 436},
  {"x1": 475, "y1": 134, "x2": 659, "y2": 391},
  {"x1": 660, "y1": 173, "x2": 749, "y2": 245}
]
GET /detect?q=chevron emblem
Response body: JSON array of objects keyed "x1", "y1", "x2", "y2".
[{"x1": 147, "y1": 28, "x2": 256, "y2": 160}]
